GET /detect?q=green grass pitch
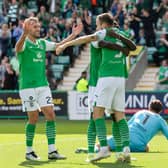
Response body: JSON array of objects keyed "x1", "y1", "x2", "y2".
[{"x1": 0, "y1": 119, "x2": 167, "y2": 168}]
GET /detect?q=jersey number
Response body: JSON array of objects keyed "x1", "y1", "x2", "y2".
[
  {"x1": 142, "y1": 115, "x2": 150, "y2": 125},
  {"x1": 46, "y1": 96, "x2": 52, "y2": 104}
]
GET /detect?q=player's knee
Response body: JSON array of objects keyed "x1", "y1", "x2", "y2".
[
  {"x1": 28, "y1": 116, "x2": 39, "y2": 124},
  {"x1": 93, "y1": 107, "x2": 105, "y2": 119},
  {"x1": 45, "y1": 111, "x2": 55, "y2": 120},
  {"x1": 114, "y1": 112, "x2": 125, "y2": 122}
]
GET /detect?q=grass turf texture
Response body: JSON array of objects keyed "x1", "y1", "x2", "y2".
[{"x1": 0, "y1": 119, "x2": 167, "y2": 168}]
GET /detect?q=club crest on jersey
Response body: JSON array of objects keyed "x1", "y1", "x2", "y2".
[
  {"x1": 37, "y1": 53, "x2": 42, "y2": 58},
  {"x1": 33, "y1": 52, "x2": 43, "y2": 62}
]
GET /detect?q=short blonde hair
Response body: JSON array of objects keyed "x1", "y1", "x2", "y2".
[
  {"x1": 97, "y1": 13, "x2": 114, "y2": 26},
  {"x1": 28, "y1": 17, "x2": 39, "y2": 22}
]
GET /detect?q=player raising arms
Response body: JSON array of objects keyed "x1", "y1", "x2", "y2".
[
  {"x1": 56, "y1": 13, "x2": 136, "y2": 163},
  {"x1": 15, "y1": 17, "x2": 82, "y2": 161}
]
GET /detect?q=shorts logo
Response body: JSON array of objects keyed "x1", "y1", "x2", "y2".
[{"x1": 29, "y1": 96, "x2": 34, "y2": 107}]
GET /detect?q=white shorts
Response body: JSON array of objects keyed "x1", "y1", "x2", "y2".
[
  {"x1": 94, "y1": 77, "x2": 125, "y2": 113},
  {"x1": 88, "y1": 86, "x2": 96, "y2": 113},
  {"x1": 19, "y1": 86, "x2": 54, "y2": 112}
]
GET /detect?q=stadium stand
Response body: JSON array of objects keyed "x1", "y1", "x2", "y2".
[
  {"x1": 58, "y1": 45, "x2": 90, "y2": 90},
  {"x1": 0, "y1": 0, "x2": 167, "y2": 91},
  {"x1": 135, "y1": 67, "x2": 159, "y2": 90}
]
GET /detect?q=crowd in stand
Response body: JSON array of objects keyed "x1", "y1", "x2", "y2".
[{"x1": 0, "y1": 0, "x2": 167, "y2": 90}]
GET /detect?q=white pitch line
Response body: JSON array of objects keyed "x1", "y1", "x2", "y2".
[{"x1": 0, "y1": 137, "x2": 85, "y2": 147}]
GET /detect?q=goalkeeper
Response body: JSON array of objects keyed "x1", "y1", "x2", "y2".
[{"x1": 76, "y1": 99, "x2": 168, "y2": 153}]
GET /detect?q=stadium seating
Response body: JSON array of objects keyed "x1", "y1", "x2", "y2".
[
  {"x1": 147, "y1": 47, "x2": 157, "y2": 63},
  {"x1": 50, "y1": 64, "x2": 64, "y2": 72},
  {"x1": 52, "y1": 71, "x2": 63, "y2": 81},
  {"x1": 50, "y1": 64, "x2": 64, "y2": 81},
  {"x1": 54, "y1": 56, "x2": 70, "y2": 70}
]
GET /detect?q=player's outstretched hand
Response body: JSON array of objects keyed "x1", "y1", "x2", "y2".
[
  {"x1": 56, "y1": 45, "x2": 65, "y2": 55},
  {"x1": 23, "y1": 18, "x2": 31, "y2": 35},
  {"x1": 72, "y1": 23, "x2": 83, "y2": 36}
]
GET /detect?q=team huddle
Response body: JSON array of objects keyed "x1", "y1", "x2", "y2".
[{"x1": 15, "y1": 13, "x2": 168, "y2": 163}]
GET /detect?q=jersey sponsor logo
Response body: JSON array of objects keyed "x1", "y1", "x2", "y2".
[
  {"x1": 33, "y1": 58, "x2": 43, "y2": 62},
  {"x1": 109, "y1": 60, "x2": 122, "y2": 64}
]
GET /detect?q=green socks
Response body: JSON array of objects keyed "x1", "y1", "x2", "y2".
[
  {"x1": 26, "y1": 121, "x2": 56, "y2": 153},
  {"x1": 118, "y1": 119, "x2": 129, "y2": 147},
  {"x1": 95, "y1": 118, "x2": 107, "y2": 147},
  {"x1": 46, "y1": 121, "x2": 56, "y2": 145},
  {"x1": 112, "y1": 121, "x2": 122, "y2": 152},
  {"x1": 26, "y1": 123, "x2": 36, "y2": 147},
  {"x1": 87, "y1": 118, "x2": 96, "y2": 153}
]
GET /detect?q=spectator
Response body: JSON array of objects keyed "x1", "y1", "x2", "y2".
[
  {"x1": 36, "y1": 0, "x2": 49, "y2": 12},
  {"x1": 45, "y1": 27, "x2": 56, "y2": 42},
  {"x1": 155, "y1": 59, "x2": 168, "y2": 90},
  {"x1": 0, "y1": 12, "x2": 6, "y2": 26},
  {"x1": 7, "y1": 0, "x2": 19, "y2": 25},
  {"x1": 123, "y1": 21, "x2": 135, "y2": 40},
  {"x1": 49, "y1": 0, "x2": 62, "y2": 17},
  {"x1": 139, "y1": 28, "x2": 146, "y2": 45},
  {"x1": 45, "y1": 27, "x2": 57, "y2": 64},
  {"x1": 63, "y1": 0, "x2": 77, "y2": 19},
  {"x1": 125, "y1": 1, "x2": 135, "y2": 14},
  {"x1": 2, "y1": 0, "x2": 9, "y2": 16},
  {"x1": 82, "y1": 8, "x2": 92, "y2": 35},
  {"x1": 156, "y1": 0, "x2": 168, "y2": 19},
  {"x1": 139, "y1": 8, "x2": 156, "y2": 46},
  {"x1": 0, "y1": 62, "x2": 6, "y2": 89},
  {"x1": 161, "y1": 11, "x2": 168, "y2": 31},
  {"x1": 39, "y1": 19, "x2": 47, "y2": 38},
  {"x1": 129, "y1": 7, "x2": 141, "y2": 43},
  {"x1": 110, "y1": 0, "x2": 125, "y2": 29},
  {"x1": 0, "y1": 23, "x2": 12, "y2": 57},
  {"x1": 80, "y1": 0, "x2": 90, "y2": 9},
  {"x1": 18, "y1": 0, "x2": 28, "y2": 20},
  {"x1": 71, "y1": 10, "x2": 83, "y2": 26},
  {"x1": 152, "y1": 33, "x2": 168, "y2": 66},
  {"x1": 3, "y1": 63, "x2": 17, "y2": 90},
  {"x1": 37, "y1": 5, "x2": 51, "y2": 29},
  {"x1": 62, "y1": 21, "x2": 76, "y2": 67},
  {"x1": 0, "y1": 56, "x2": 9, "y2": 89},
  {"x1": 12, "y1": 19, "x2": 24, "y2": 44},
  {"x1": 75, "y1": 71, "x2": 88, "y2": 92}
]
